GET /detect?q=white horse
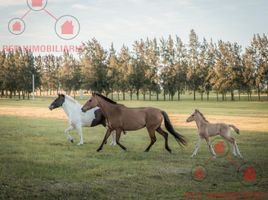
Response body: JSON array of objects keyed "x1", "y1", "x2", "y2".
[{"x1": 49, "y1": 94, "x2": 116, "y2": 146}]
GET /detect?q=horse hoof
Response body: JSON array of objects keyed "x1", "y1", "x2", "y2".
[
  {"x1": 97, "y1": 148, "x2": 102, "y2": 152},
  {"x1": 70, "y1": 139, "x2": 74, "y2": 143}
]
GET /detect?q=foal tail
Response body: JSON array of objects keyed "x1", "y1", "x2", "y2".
[
  {"x1": 229, "y1": 124, "x2": 240, "y2": 134},
  {"x1": 161, "y1": 111, "x2": 187, "y2": 146}
]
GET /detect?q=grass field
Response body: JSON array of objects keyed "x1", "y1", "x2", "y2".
[{"x1": 0, "y1": 97, "x2": 268, "y2": 199}]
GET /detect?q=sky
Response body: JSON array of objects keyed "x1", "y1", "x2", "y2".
[{"x1": 0, "y1": 0, "x2": 267, "y2": 55}]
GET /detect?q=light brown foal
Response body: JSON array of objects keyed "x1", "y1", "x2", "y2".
[
  {"x1": 82, "y1": 92, "x2": 186, "y2": 152},
  {"x1": 186, "y1": 109, "x2": 243, "y2": 158}
]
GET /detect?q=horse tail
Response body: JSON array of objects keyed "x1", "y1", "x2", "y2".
[
  {"x1": 161, "y1": 111, "x2": 187, "y2": 146},
  {"x1": 229, "y1": 124, "x2": 240, "y2": 134}
]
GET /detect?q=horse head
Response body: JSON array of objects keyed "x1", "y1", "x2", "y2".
[
  {"x1": 49, "y1": 94, "x2": 65, "y2": 110},
  {"x1": 81, "y1": 92, "x2": 98, "y2": 112}
]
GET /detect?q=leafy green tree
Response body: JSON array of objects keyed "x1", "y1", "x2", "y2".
[
  {"x1": 0, "y1": 50, "x2": 6, "y2": 97},
  {"x1": 80, "y1": 38, "x2": 109, "y2": 95},
  {"x1": 131, "y1": 39, "x2": 149, "y2": 100},
  {"x1": 187, "y1": 29, "x2": 201, "y2": 100},
  {"x1": 145, "y1": 38, "x2": 161, "y2": 100},
  {"x1": 174, "y1": 36, "x2": 187, "y2": 100},
  {"x1": 60, "y1": 51, "x2": 81, "y2": 97},
  {"x1": 107, "y1": 43, "x2": 120, "y2": 99},
  {"x1": 118, "y1": 45, "x2": 132, "y2": 100}
]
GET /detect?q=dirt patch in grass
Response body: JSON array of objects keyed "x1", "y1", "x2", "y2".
[{"x1": 0, "y1": 106, "x2": 268, "y2": 132}]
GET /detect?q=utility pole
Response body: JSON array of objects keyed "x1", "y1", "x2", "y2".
[{"x1": 32, "y1": 74, "x2": 35, "y2": 100}]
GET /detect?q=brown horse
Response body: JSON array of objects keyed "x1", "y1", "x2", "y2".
[{"x1": 81, "y1": 92, "x2": 186, "y2": 152}]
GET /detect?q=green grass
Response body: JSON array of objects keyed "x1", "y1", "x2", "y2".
[
  {"x1": 0, "y1": 98, "x2": 268, "y2": 199},
  {"x1": 1, "y1": 96, "x2": 268, "y2": 118}
]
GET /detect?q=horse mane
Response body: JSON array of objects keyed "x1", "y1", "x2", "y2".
[
  {"x1": 196, "y1": 110, "x2": 209, "y2": 123},
  {"x1": 64, "y1": 95, "x2": 80, "y2": 105},
  {"x1": 94, "y1": 93, "x2": 117, "y2": 104}
]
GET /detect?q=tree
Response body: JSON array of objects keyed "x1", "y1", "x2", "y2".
[
  {"x1": 251, "y1": 34, "x2": 268, "y2": 100},
  {"x1": 174, "y1": 36, "x2": 187, "y2": 100},
  {"x1": 118, "y1": 45, "x2": 132, "y2": 100},
  {"x1": 187, "y1": 29, "x2": 201, "y2": 100},
  {"x1": 60, "y1": 51, "x2": 81, "y2": 97},
  {"x1": 80, "y1": 38, "x2": 109, "y2": 95},
  {"x1": 145, "y1": 38, "x2": 161, "y2": 100},
  {"x1": 131, "y1": 39, "x2": 149, "y2": 100},
  {"x1": 0, "y1": 50, "x2": 6, "y2": 97},
  {"x1": 107, "y1": 43, "x2": 120, "y2": 99}
]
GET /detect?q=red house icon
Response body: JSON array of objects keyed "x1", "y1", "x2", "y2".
[
  {"x1": 61, "y1": 21, "x2": 74, "y2": 35},
  {"x1": 32, "y1": 0, "x2": 43, "y2": 7},
  {"x1": 12, "y1": 22, "x2": 21, "y2": 32},
  {"x1": 214, "y1": 141, "x2": 225, "y2": 154},
  {"x1": 243, "y1": 166, "x2": 256, "y2": 182},
  {"x1": 194, "y1": 167, "x2": 204, "y2": 180}
]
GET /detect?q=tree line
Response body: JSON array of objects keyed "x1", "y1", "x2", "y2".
[{"x1": 0, "y1": 29, "x2": 267, "y2": 100}]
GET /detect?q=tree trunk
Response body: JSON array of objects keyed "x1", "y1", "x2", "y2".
[
  {"x1": 216, "y1": 92, "x2": 219, "y2": 101},
  {"x1": 117, "y1": 92, "x2": 120, "y2": 101},
  {"x1": 258, "y1": 87, "x2": 260, "y2": 101},
  {"x1": 27, "y1": 92, "x2": 30, "y2": 100},
  {"x1": 238, "y1": 90, "x2": 241, "y2": 101},
  {"x1": 149, "y1": 90, "x2": 151, "y2": 101},
  {"x1": 222, "y1": 93, "x2": 224, "y2": 101},
  {"x1": 177, "y1": 90, "x2": 180, "y2": 101},
  {"x1": 136, "y1": 90, "x2": 139, "y2": 100},
  {"x1": 231, "y1": 91, "x2": 235, "y2": 101},
  {"x1": 1, "y1": 90, "x2": 3, "y2": 98},
  {"x1": 123, "y1": 91, "x2": 125, "y2": 100},
  {"x1": 111, "y1": 91, "x2": 114, "y2": 100},
  {"x1": 164, "y1": 91, "x2": 166, "y2": 101},
  {"x1": 143, "y1": 92, "x2": 145, "y2": 101},
  {"x1": 9, "y1": 90, "x2": 12, "y2": 98},
  {"x1": 5, "y1": 90, "x2": 8, "y2": 98},
  {"x1": 18, "y1": 91, "x2": 21, "y2": 99},
  {"x1": 193, "y1": 89, "x2": 196, "y2": 101},
  {"x1": 206, "y1": 92, "x2": 209, "y2": 101},
  {"x1": 130, "y1": 90, "x2": 133, "y2": 100},
  {"x1": 156, "y1": 92, "x2": 159, "y2": 101},
  {"x1": 201, "y1": 92, "x2": 203, "y2": 101},
  {"x1": 22, "y1": 91, "x2": 25, "y2": 99}
]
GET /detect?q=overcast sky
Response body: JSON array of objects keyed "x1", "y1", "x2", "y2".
[{"x1": 0, "y1": 0, "x2": 267, "y2": 54}]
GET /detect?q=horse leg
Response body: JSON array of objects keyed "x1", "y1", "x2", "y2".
[
  {"x1": 76, "y1": 125, "x2": 84, "y2": 145},
  {"x1": 64, "y1": 126, "x2": 74, "y2": 143},
  {"x1": 110, "y1": 131, "x2": 117, "y2": 146},
  {"x1": 144, "y1": 128, "x2": 157, "y2": 152},
  {"x1": 234, "y1": 141, "x2": 243, "y2": 158},
  {"x1": 221, "y1": 134, "x2": 237, "y2": 157},
  {"x1": 115, "y1": 129, "x2": 127, "y2": 151},
  {"x1": 97, "y1": 129, "x2": 112, "y2": 152},
  {"x1": 205, "y1": 137, "x2": 216, "y2": 158},
  {"x1": 156, "y1": 127, "x2": 171, "y2": 153},
  {"x1": 191, "y1": 137, "x2": 202, "y2": 157}
]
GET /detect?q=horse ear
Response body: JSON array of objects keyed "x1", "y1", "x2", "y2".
[{"x1": 195, "y1": 109, "x2": 198, "y2": 112}]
